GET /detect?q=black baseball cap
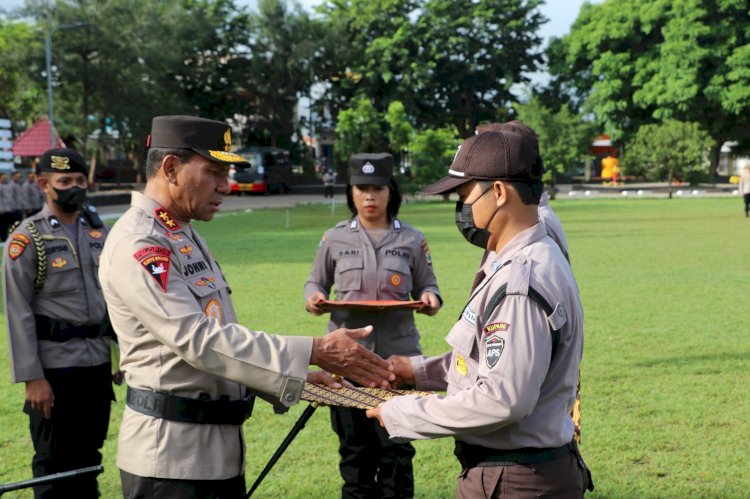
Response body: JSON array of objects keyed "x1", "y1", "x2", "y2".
[
  {"x1": 349, "y1": 152, "x2": 393, "y2": 186},
  {"x1": 147, "y1": 115, "x2": 249, "y2": 165},
  {"x1": 38, "y1": 148, "x2": 88, "y2": 175},
  {"x1": 422, "y1": 131, "x2": 541, "y2": 195}
]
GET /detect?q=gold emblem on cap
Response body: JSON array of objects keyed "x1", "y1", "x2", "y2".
[
  {"x1": 209, "y1": 150, "x2": 245, "y2": 162},
  {"x1": 50, "y1": 155, "x2": 71, "y2": 170},
  {"x1": 223, "y1": 128, "x2": 231, "y2": 152}
]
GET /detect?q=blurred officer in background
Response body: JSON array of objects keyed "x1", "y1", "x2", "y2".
[
  {"x1": 0, "y1": 173, "x2": 10, "y2": 240},
  {"x1": 11, "y1": 171, "x2": 24, "y2": 224},
  {"x1": 305, "y1": 152, "x2": 442, "y2": 498},
  {"x1": 23, "y1": 171, "x2": 46, "y2": 216},
  {"x1": 99, "y1": 115, "x2": 394, "y2": 499},
  {"x1": 3, "y1": 147, "x2": 116, "y2": 498},
  {"x1": 367, "y1": 131, "x2": 593, "y2": 497}
]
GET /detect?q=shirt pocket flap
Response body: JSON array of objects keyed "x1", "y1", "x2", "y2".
[
  {"x1": 187, "y1": 273, "x2": 228, "y2": 297},
  {"x1": 337, "y1": 256, "x2": 364, "y2": 272},
  {"x1": 445, "y1": 322, "x2": 475, "y2": 357},
  {"x1": 548, "y1": 302, "x2": 567, "y2": 331}
]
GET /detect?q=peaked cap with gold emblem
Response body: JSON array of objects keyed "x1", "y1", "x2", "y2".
[
  {"x1": 147, "y1": 115, "x2": 249, "y2": 165},
  {"x1": 38, "y1": 148, "x2": 88, "y2": 175}
]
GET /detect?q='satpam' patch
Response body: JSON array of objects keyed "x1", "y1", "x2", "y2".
[
  {"x1": 485, "y1": 334, "x2": 505, "y2": 369},
  {"x1": 483, "y1": 322, "x2": 510, "y2": 335},
  {"x1": 133, "y1": 246, "x2": 171, "y2": 291}
]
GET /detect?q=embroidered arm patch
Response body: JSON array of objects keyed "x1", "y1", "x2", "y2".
[{"x1": 133, "y1": 246, "x2": 171, "y2": 292}]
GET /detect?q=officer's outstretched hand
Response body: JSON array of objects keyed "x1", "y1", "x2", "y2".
[
  {"x1": 305, "y1": 291, "x2": 328, "y2": 316},
  {"x1": 310, "y1": 326, "x2": 395, "y2": 388},
  {"x1": 417, "y1": 291, "x2": 441, "y2": 316},
  {"x1": 25, "y1": 378, "x2": 54, "y2": 419},
  {"x1": 386, "y1": 355, "x2": 415, "y2": 387},
  {"x1": 366, "y1": 405, "x2": 385, "y2": 427}
]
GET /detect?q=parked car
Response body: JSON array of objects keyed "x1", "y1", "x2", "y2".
[{"x1": 228, "y1": 146, "x2": 293, "y2": 195}]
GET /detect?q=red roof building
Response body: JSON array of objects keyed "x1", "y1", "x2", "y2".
[{"x1": 12, "y1": 119, "x2": 65, "y2": 157}]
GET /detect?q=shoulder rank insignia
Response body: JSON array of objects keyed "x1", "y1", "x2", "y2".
[
  {"x1": 485, "y1": 334, "x2": 505, "y2": 369},
  {"x1": 155, "y1": 207, "x2": 180, "y2": 231},
  {"x1": 133, "y1": 246, "x2": 171, "y2": 292}
]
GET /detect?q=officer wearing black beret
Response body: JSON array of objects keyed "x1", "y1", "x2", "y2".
[
  {"x1": 3, "y1": 147, "x2": 117, "y2": 498},
  {"x1": 99, "y1": 116, "x2": 395, "y2": 498}
]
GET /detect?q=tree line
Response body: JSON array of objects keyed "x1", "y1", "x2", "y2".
[{"x1": 1, "y1": 0, "x2": 748, "y2": 187}]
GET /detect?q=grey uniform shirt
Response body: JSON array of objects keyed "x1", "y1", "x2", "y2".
[
  {"x1": 304, "y1": 218, "x2": 440, "y2": 358},
  {"x1": 22, "y1": 181, "x2": 43, "y2": 212},
  {"x1": 3, "y1": 205, "x2": 111, "y2": 382},
  {"x1": 99, "y1": 191, "x2": 312, "y2": 480},
  {"x1": 381, "y1": 223, "x2": 583, "y2": 450},
  {"x1": 539, "y1": 192, "x2": 569, "y2": 261},
  {"x1": 11, "y1": 180, "x2": 23, "y2": 211},
  {"x1": 1, "y1": 183, "x2": 12, "y2": 213}
]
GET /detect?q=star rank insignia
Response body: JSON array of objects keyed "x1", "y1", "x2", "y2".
[{"x1": 155, "y1": 207, "x2": 180, "y2": 231}]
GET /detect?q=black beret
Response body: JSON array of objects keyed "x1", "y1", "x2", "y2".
[{"x1": 38, "y1": 148, "x2": 88, "y2": 175}]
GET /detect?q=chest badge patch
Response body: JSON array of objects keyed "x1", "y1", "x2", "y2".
[
  {"x1": 205, "y1": 298, "x2": 222, "y2": 322},
  {"x1": 89, "y1": 229, "x2": 103, "y2": 239},
  {"x1": 390, "y1": 274, "x2": 401, "y2": 286},
  {"x1": 164, "y1": 231, "x2": 183, "y2": 242},
  {"x1": 50, "y1": 257, "x2": 68, "y2": 269},
  {"x1": 484, "y1": 322, "x2": 510, "y2": 335},
  {"x1": 179, "y1": 245, "x2": 194, "y2": 259},
  {"x1": 196, "y1": 276, "x2": 217, "y2": 289},
  {"x1": 133, "y1": 246, "x2": 171, "y2": 292},
  {"x1": 485, "y1": 334, "x2": 505, "y2": 369},
  {"x1": 155, "y1": 207, "x2": 180, "y2": 231},
  {"x1": 456, "y1": 353, "x2": 468, "y2": 376}
]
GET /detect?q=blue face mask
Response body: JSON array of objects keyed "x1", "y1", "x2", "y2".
[{"x1": 454, "y1": 184, "x2": 499, "y2": 249}]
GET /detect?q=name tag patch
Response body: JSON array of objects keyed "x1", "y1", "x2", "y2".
[
  {"x1": 485, "y1": 334, "x2": 505, "y2": 369},
  {"x1": 134, "y1": 246, "x2": 171, "y2": 292},
  {"x1": 462, "y1": 306, "x2": 477, "y2": 325}
]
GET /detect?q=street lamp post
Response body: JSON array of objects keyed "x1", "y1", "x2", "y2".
[{"x1": 45, "y1": 22, "x2": 87, "y2": 147}]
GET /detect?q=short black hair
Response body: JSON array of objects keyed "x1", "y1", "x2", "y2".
[
  {"x1": 507, "y1": 180, "x2": 543, "y2": 205},
  {"x1": 145, "y1": 148, "x2": 194, "y2": 178},
  {"x1": 346, "y1": 178, "x2": 403, "y2": 221}
]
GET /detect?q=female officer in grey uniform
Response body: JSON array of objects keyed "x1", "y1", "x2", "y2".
[{"x1": 304, "y1": 152, "x2": 442, "y2": 498}]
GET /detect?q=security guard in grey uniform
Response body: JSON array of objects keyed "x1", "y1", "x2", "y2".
[
  {"x1": 3, "y1": 147, "x2": 115, "y2": 498},
  {"x1": 305, "y1": 153, "x2": 442, "y2": 499},
  {"x1": 99, "y1": 115, "x2": 394, "y2": 499},
  {"x1": 367, "y1": 131, "x2": 593, "y2": 497}
]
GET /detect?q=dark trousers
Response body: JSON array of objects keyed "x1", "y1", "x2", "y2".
[
  {"x1": 743, "y1": 193, "x2": 750, "y2": 217},
  {"x1": 324, "y1": 185, "x2": 335, "y2": 198},
  {"x1": 120, "y1": 470, "x2": 245, "y2": 499},
  {"x1": 25, "y1": 364, "x2": 114, "y2": 499},
  {"x1": 330, "y1": 406, "x2": 415, "y2": 499},
  {"x1": 455, "y1": 442, "x2": 593, "y2": 499}
]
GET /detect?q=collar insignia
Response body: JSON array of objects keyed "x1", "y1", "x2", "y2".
[
  {"x1": 48, "y1": 216, "x2": 61, "y2": 229},
  {"x1": 155, "y1": 207, "x2": 180, "y2": 231}
]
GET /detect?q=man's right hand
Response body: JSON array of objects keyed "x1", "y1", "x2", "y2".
[
  {"x1": 25, "y1": 378, "x2": 54, "y2": 419},
  {"x1": 386, "y1": 355, "x2": 415, "y2": 387},
  {"x1": 310, "y1": 326, "x2": 395, "y2": 388}
]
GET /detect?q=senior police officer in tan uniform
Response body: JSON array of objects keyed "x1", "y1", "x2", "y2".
[
  {"x1": 99, "y1": 115, "x2": 395, "y2": 499},
  {"x1": 305, "y1": 152, "x2": 442, "y2": 498},
  {"x1": 367, "y1": 130, "x2": 593, "y2": 497},
  {"x1": 3, "y1": 148, "x2": 115, "y2": 498}
]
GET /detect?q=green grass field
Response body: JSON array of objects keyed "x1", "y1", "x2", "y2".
[{"x1": 1, "y1": 197, "x2": 748, "y2": 498}]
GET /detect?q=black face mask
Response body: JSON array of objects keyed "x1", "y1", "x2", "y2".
[
  {"x1": 52, "y1": 186, "x2": 87, "y2": 213},
  {"x1": 454, "y1": 185, "x2": 499, "y2": 249}
]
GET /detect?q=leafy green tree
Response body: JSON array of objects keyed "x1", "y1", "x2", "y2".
[
  {"x1": 408, "y1": 127, "x2": 459, "y2": 190},
  {"x1": 553, "y1": 0, "x2": 750, "y2": 173},
  {"x1": 512, "y1": 96, "x2": 596, "y2": 186},
  {"x1": 334, "y1": 97, "x2": 386, "y2": 167},
  {"x1": 621, "y1": 120, "x2": 713, "y2": 198},
  {"x1": 0, "y1": 20, "x2": 44, "y2": 128},
  {"x1": 385, "y1": 100, "x2": 414, "y2": 167}
]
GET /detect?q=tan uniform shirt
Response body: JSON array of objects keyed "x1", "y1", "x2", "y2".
[
  {"x1": 304, "y1": 218, "x2": 440, "y2": 357},
  {"x1": 539, "y1": 192, "x2": 569, "y2": 261},
  {"x1": 381, "y1": 223, "x2": 583, "y2": 450},
  {"x1": 99, "y1": 191, "x2": 312, "y2": 480},
  {"x1": 3, "y1": 205, "x2": 111, "y2": 382},
  {"x1": 740, "y1": 172, "x2": 750, "y2": 195}
]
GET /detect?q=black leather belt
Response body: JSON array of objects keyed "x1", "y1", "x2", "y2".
[
  {"x1": 35, "y1": 314, "x2": 105, "y2": 342},
  {"x1": 126, "y1": 386, "x2": 255, "y2": 425},
  {"x1": 454, "y1": 441, "x2": 573, "y2": 469}
]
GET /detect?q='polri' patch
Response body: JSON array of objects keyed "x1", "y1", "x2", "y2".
[
  {"x1": 133, "y1": 246, "x2": 171, "y2": 292},
  {"x1": 483, "y1": 322, "x2": 510, "y2": 335},
  {"x1": 485, "y1": 334, "x2": 505, "y2": 369}
]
